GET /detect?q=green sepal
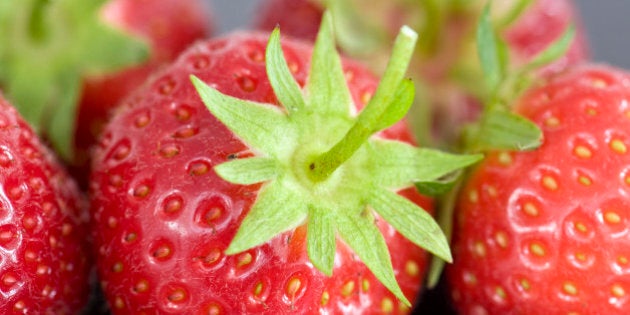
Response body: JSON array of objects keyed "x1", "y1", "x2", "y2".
[
  {"x1": 369, "y1": 187, "x2": 451, "y2": 262},
  {"x1": 214, "y1": 157, "x2": 281, "y2": 185},
  {"x1": 0, "y1": 0, "x2": 149, "y2": 160},
  {"x1": 225, "y1": 181, "x2": 308, "y2": 255},
  {"x1": 191, "y1": 76, "x2": 297, "y2": 158},
  {"x1": 415, "y1": 170, "x2": 462, "y2": 197},
  {"x1": 335, "y1": 211, "x2": 410, "y2": 306},
  {"x1": 266, "y1": 27, "x2": 306, "y2": 115},
  {"x1": 306, "y1": 11, "x2": 352, "y2": 117},
  {"x1": 520, "y1": 24, "x2": 576, "y2": 74},
  {"x1": 468, "y1": 108, "x2": 542, "y2": 152},
  {"x1": 368, "y1": 140, "x2": 483, "y2": 189},
  {"x1": 495, "y1": 0, "x2": 533, "y2": 29},
  {"x1": 476, "y1": 4, "x2": 504, "y2": 96},
  {"x1": 307, "y1": 206, "x2": 336, "y2": 276}
]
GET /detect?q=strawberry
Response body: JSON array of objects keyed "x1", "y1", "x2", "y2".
[
  {"x1": 0, "y1": 0, "x2": 211, "y2": 181},
  {"x1": 252, "y1": 0, "x2": 588, "y2": 146},
  {"x1": 89, "y1": 12, "x2": 480, "y2": 313},
  {"x1": 253, "y1": 0, "x2": 323, "y2": 42},
  {"x1": 74, "y1": 0, "x2": 212, "y2": 183},
  {"x1": 447, "y1": 64, "x2": 630, "y2": 314},
  {"x1": 0, "y1": 93, "x2": 90, "y2": 314}
]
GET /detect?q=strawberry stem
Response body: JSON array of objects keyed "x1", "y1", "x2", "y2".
[{"x1": 308, "y1": 26, "x2": 418, "y2": 182}]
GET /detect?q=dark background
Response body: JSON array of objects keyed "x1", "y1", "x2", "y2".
[{"x1": 210, "y1": 0, "x2": 630, "y2": 69}]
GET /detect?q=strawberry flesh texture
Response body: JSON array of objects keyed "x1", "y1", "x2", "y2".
[
  {"x1": 90, "y1": 32, "x2": 431, "y2": 314},
  {"x1": 73, "y1": 0, "x2": 211, "y2": 184},
  {"x1": 448, "y1": 65, "x2": 630, "y2": 314},
  {"x1": 0, "y1": 95, "x2": 90, "y2": 314}
]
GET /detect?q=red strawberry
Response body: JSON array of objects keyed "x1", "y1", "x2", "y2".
[
  {"x1": 0, "y1": 93, "x2": 90, "y2": 314},
  {"x1": 0, "y1": 0, "x2": 211, "y2": 183},
  {"x1": 447, "y1": 64, "x2": 630, "y2": 314},
  {"x1": 253, "y1": 0, "x2": 323, "y2": 42},
  {"x1": 89, "y1": 12, "x2": 479, "y2": 314},
  {"x1": 74, "y1": 0, "x2": 212, "y2": 181}
]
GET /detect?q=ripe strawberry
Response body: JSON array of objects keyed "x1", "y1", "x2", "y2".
[
  {"x1": 89, "y1": 12, "x2": 480, "y2": 314},
  {"x1": 74, "y1": 0, "x2": 212, "y2": 181},
  {"x1": 0, "y1": 0, "x2": 211, "y2": 182},
  {"x1": 253, "y1": 0, "x2": 323, "y2": 42},
  {"x1": 252, "y1": 0, "x2": 587, "y2": 147},
  {"x1": 447, "y1": 64, "x2": 630, "y2": 314},
  {"x1": 0, "y1": 93, "x2": 90, "y2": 314}
]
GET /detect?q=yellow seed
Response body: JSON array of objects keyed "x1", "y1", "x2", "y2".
[
  {"x1": 405, "y1": 260, "x2": 419, "y2": 277},
  {"x1": 463, "y1": 272, "x2": 477, "y2": 285},
  {"x1": 473, "y1": 241, "x2": 486, "y2": 257},
  {"x1": 321, "y1": 291, "x2": 330, "y2": 306},
  {"x1": 523, "y1": 202, "x2": 540, "y2": 217},
  {"x1": 563, "y1": 282, "x2": 578, "y2": 296},
  {"x1": 362, "y1": 279, "x2": 370, "y2": 292},
  {"x1": 286, "y1": 277, "x2": 302, "y2": 298},
  {"x1": 545, "y1": 116, "x2": 560, "y2": 127},
  {"x1": 381, "y1": 297, "x2": 394, "y2": 313},
  {"x1": 341, "y1": 281, "x2": 355, "y2": 297},
  {"x1": 574, "y1": 221, "x2": 588, "y2": 233},
  {"x1": 592, "y1": 78, "x2": 607, "y2": 88},
  {"x1": 542, "y1": 176, "x2": 558, "y2": 191},
  {"x1": 468, "y1": 190, "x2": 479, "y2": 203},
  {"x1": 573, "y1": 145, "x2": 592, "y2": 159},
  {"x1": 519, "y1": 278, "x2": 531, "y2": 291},
  {"x1": 618, "y1": 256, "x2": 629, "y2": 266},
  {"x1": 495, "y1": 231, "x2": 508, "y2": 248},
  {"x1": 237, "y1": 253, "x2": 253, "y2": 268},
  {"x1": 604, "y1": 211, "x2": 622, "y2": 224},
  {"x1": 498, "y1": 152, "x2": 513, "y2": 165},
  {"x1": 530, "y1": 243, "x2": 546, "y2": 257},
  {"x1": 574, "y1": 252, "x2": 587, "y2": 262},
  {"x1": 612, "y1": 284, "x2": 626, "y2": 297},
  {"x1": 486, "y1": 186, "x2": 498, "y2": 197},
  {"x1": 495, "y1": 286, "x2": 507, "y2": 301},
  {"x1": 578, "y1": 175, "x2": 592, "y2": 186},
  {"x1": 611, "y1": 139, "x2": 627, "y2": 154}
]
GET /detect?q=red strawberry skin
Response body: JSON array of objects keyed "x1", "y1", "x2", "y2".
[
  {"x1": 73, "y1": 0, "x2": 212, "y2": 179},
  {"x1": 90, "y1": 32, "x2": 432, "y2": 314},
  {"x1": 447, "y1": 65, "x2": 630, "y2": 314},
  {"x1": 0, "y1": 94, "x2": 90, "y2": 314}
]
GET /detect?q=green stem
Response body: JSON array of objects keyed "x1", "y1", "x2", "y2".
[
  {"x1": 308, "y1": 26, "x2": 418, "y2": 182},
  {"x1": 28, "y1": 0, "x2": 49, "y2": 43}
]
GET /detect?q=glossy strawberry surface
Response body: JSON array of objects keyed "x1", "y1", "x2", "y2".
[
  {"x1": 0, "y1": 94, "x2": 90, "y2": 314},
  {"x1": 447, "y1": 65, "x2": 630, "y2": 314},
  {"x1": 90, "y1": 31, "x2": 433, "y2": 314}
]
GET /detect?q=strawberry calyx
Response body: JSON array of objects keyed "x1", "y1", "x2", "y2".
[
  {"x1": 191, "y1": 11, "x2": 482, "y2": 306},
  {"x1": 0, "y1": 0, "x2": 148, "y2": 160},
  {"x1": 461, "y1": 4, "x2": 575, "y2": 153}
]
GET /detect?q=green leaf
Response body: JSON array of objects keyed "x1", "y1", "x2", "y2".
[
  {"x1": 214, "y1": 157, "x2": 281, "y2": 185},
  {"x1": 192, "y1": 76, "x2": 296, "y2": 157},
  {"x1": 368, "y1": 140, "x2": 483, "y2": 188},
  {"x1": 225, "y1": 181, "x2": 308, "y2": 255},
  {"x1": 307, "y1": 206, "x2": 336, "y2": 276},
  {"x1": 476, "y1": 4, "x2": 503, "y2": 94},
  {"x1": 521, "y1": 24, "x2": 576, "y2": 73},
  {"x1": 335, "y1": 212, "x2": 410, "y2": 306},
  {"x1": 368, "y1": 187, "x2": 452, "y2": 262},
  {"x1": 415, "y1": 170, "x2": 462, "y2": 197},
  {"x1": 265, "y1": 27, "x2": 306, "y2": 115},
  {"x1": 495, "y1": 0, "x2": 533, "y2": 29},
  {"x1": 473, "y1": 109, "x2": 542, "y2": 151},
  {"x1": 306, "y1": 11, "x2": 352, "y2": 117}
]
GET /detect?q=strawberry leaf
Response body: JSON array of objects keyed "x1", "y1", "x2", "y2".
[
  {"x1": 335, "y1": 211, "x2": 410, "y2": 306},
  {"x1": 470, "y1": 108, "x2": 542, "y2": 151},
  {"x1": 225, "y1": 181, "x2": 308, "y2": 255},
  {"x1": 415, "y1": 170, "x2": 462, "y2": 197},
  {"x1": 192, "y1": 76, "x2": 297, "y2": 157},
  {"x1": 369, "y1": 187, "x2": 451, "y2": 262},
  {"x1": 307, "y1": 206, "x2": 336, "y2": 276},
  {"x1": 476, "y1": 4, "x2": 504, "y2": 95},
  {"x1": 521, "y1": 24, "x2": 576, "y2": 73},
  {"x1": 368, "y1": 140, "x2": 483, "y2": 188},
  {"x1": 306, "y1": 11, "x2": 352, "y2": 117},
  {"x1": 266, "y1": 27, "x2": 306, "y2": 114},
  {"x1": 214, "y1": 157, "x2": 281, "y2": 185}
]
